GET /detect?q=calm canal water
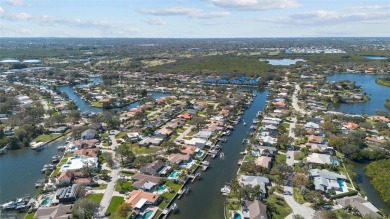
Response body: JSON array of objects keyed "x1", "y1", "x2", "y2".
[
  {"x1": 354, "y1": 163, "x2": 390, "y2": 214},
  {"x1": 59, "y1": 78, "x2": 169, "y2": 113},
  {"x1": 327, "y1": 74, "x2": 390, "y2": 115},
  {"x1": 0, "y1": 139, "x2": 66, "y2": 218},
  {"x1": 171, "y1": 89, "x2": 268, "y2": 219}
]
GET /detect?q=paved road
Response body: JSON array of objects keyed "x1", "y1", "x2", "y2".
[
  {"x1": 97, "y1": 134, "x2": 120, "y2": 218},
  {"x1": 284, "y1": 117, "x2": 315, "y2": 218},
  {"x1": 292, "y1": 84, "x2": 309, "y2": 115}
]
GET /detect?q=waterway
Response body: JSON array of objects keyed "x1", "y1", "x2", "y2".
[
  {"x1": 171, "y1": 89, "x2": 268, "y2": 219},
  {"x1": 59, "y1": 78, "x2": 169, "y2": 113},
  {"x1": 260, "y1": 58, "x2": 305, "y2": 66},
  {"x1": 0, "y1": 139, "x2": 66, "y2": 218},
  {"x1": 353, "y1": 163, "x2": 390, "y2": 214},
  {"x1": 327, "y1": 74, "x2": 390, "y2": 115},
  {"x1": 362, "y1": 56, "x2": 389, "y2": 60}
]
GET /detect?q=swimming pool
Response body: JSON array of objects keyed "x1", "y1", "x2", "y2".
[
  {"x1": 251, "y1": 151, "x2": 260, "y2": 157},
  {"x1": 168, "y1": 170, "x2": 180, "y2": 179},
  {"x1": 154, "y1": 185, "x2": 167, "y2": 194},
  {"x1": 197, "y1": 151, "x2": 204, "y2": 157},
  {"x1": 40, "y1": 197, "x2": 52, "y2": 206},
  {"x1": 233, "y1": 212, "x2": 242, "y2": 219},
  {"x1": 141, "y1": 210, "x2": 153, "y2": 219},
  {"x1": 337, "y1": 179, "x2": 345, "y2": 189}
]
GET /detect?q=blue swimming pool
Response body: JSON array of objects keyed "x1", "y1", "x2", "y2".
[
  {"x1": 197, "y1": 151, "x2": 204, "y2": 157},
  {"x1": 251, "y1": 151, "x2": 260, "y2": 157},
  {"x1": 155, "y1": 185, "x2": 167, "y2": 194},
  {"x1": 337, "y1": 179, "x2": 345, "y2": 189},
  {"x1": 141, "y1": 210, "x2": 153, "y2": 219},
  {"x1": 233, "y1": 212, "x2": 242, "y2": 219},
  {"x1": 168, "y1": 170, "x2": 180, "y2": 179},
  {"x1": 40, "y1": 197, "x2": 52, "y2": 206}
]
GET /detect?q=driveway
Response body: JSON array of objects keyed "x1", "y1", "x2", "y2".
[
  {"x1": 175, "y1": 125, "x2": 194, "y2": 142},
  {"x1": 97, "y1": 166, "x2": 120, "y2": 218}
]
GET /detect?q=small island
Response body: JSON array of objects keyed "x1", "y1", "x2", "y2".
[{"x1": 375, "y1": 77, "x2": 390, "y2": 87}]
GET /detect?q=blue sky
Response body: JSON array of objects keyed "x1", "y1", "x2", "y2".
[{"x1": 0, "y1": 0, "x2": 389, "y2": 37}]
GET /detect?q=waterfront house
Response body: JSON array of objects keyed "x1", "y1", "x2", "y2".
[
  {"x1": 309, "y1": 169, "x2": 347, "y2": 194},
  {"x1": 239, "y1": 175, "x2": 270, "y2": 199},
  {"x1": 57, "y1": 171, "x2": 74, "y2": 185},
  {"x1": 184, "y1": 137, "x2": 207, "y2": 148},
  {"x1": 81, "y1": 129, "x2": 97, "y2": 140},
  {"x1": 193, "y1": 130, "x2": 213, "y2": 139},
  {"x1": 73, "y1": 148, "x2": 100, "y2": 157},
  {"x1": 33, "y1": 204, "x2": 72, "y2": 219},
  {"x1": 180, "y1": 145, "x2": 199, "y2": 155},
  {"x1": 306, "y1": 143, "x2": 334, "y2": 155},
  {"x1": 251, "y1": 145, "x2": 278, "y2": 156},
  {"x1": 56, "y1": 184, "x2": 80, "y2": 203},
  {"x1": 140, "y1": 160, "x2": 165, "y2": 176},
  {"x1": 254, "y1": 156, "x2": 272, "y2": 170},
  {"x1": 335, "y1": 195, "x2": 382, "y2": 218},
  {"x1": 126, "y1": 190, "x2": 160, "y2": 209},
  {"x1": 167, "y1": 153, "x2": 191, "y2": 165},
  {"x1": 59, "y1": 156, "x2": 98, "y2": 173},
  {"x1": 73, "y1": 139, "x2": 99, "y2": 148},
  {"x1": 241, "y1": 200, "x2": 268, "y2": 219},
  {"x1": 131, "y1": 173, "x2": 162, "y2": 191}
]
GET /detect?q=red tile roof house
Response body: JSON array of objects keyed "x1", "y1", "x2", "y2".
[
  {"x1": 73, "y1": 148, "x2": 100, "y2": 157},
  {"x1": 254, "y1": 156, "x2": 273, "y2": 170},
  {"x1": 126, "y1": 190, "x2": 160, "y2": 210},
  {"x1": 180, "y1": 112, "x2": 191, "y2": 120},
  {"x1": 73, "y1": 139, "x2": 99, "y2": 149},
  {"x1": 57, "y1": 171, "x2": 74, "y2": 186}
]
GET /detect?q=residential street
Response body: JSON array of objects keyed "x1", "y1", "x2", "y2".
[
  {"x1": 292, "y1": 84, "x2": 309, "y2": 115},
  {"x1": 284, "y1": 117, "x2": 315, "y2": 218}
]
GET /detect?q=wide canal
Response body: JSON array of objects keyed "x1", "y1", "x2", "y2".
[
  {"x1": 171, "y1": 89, "x2": 268, "y2": 219},
  {"x1": 327, "y1": 74, "x2": 390, "y2": 115}
]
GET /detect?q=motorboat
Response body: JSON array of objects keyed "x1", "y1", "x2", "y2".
[{"x1": 220, "y1": 185, "x2": 231, "y2": 195}]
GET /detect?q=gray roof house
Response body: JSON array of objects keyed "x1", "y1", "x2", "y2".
[
  {"x1": 309, "y1": 169, "x2": 347, "y2": 193},
  {"x1": 140, "y1": 160, "x2": 165, "y2": 176},
  {"x1": 336, "y1": 195, "x2": 382, "y2": 218},
  {"x1": 34, "y1": 204, "x2": 72, "y2": 219},
  {"x1": 81, "y1": 129, "x2": 97, "y2": 140},
  {"x1": 242, "y1": 200, "x2": 268, "y2": 219},
  {"x1": 251, "y1": 145, "x2": 278, "y2": 156},
  {"x1": 239, "y1": 175, "x2": 270, "y2": 198}
]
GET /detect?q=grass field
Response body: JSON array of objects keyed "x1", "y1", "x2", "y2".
[
  {"x1": 106, "y1": 196, "x2": 125, "y2": 219},
  {"x1": 91, "y1": 101, "x2": 103, "y2": 107},
  {"x1": 132, "y1": 145, "x2": 162, "y2": 155},
  {"x1": 33, "y1": 133, "x2": 61, "y2": 142},
  {"x1": 264, "y1": 194, "x2": 292, "y2": 219},
  {"x1": 85, "y1": 193, "x2": 104, "y2": 204},
  {"x1": 115, "y1": 180, "x2": 133, "y2": 192}
]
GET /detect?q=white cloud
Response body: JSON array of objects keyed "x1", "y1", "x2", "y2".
[
  {"x1": 262, "y1": 10, "x2": 390, "y2": 26},
  {"x1": 5, "y1": 0, "x2": 28, "y2": 6},
  {"x1": 0, "y1": 7, "x2": 5, "y2": 14},
  {"x1": 144, "y1": 18, "x2": 166, "y2": 25},
  {"x1": 207, "y1": 0, "x2": 300, "y2": 10},
  {"x1": 347, "y1": 4, "x2": 390, "y2": 10},
  {"x1": 139, "y1": 7, "x2": 229, "y2": 19},
  {"x1": 38, "y1": 15, "x2": 114, "y2": 28}
]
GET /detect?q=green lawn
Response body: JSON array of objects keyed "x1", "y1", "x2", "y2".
[
  {"x1": 33, "y1": 133, "x2": 61, "y2": 142},
  {"x1": 24, "y1": 212, "x2": 34, "y2": 219},
  {"x1": 120, "y1": 171, "x2": 134, "y2": 177},
  {"x1": 132, "y1": 146, "x2": 162, "y2": 155},
  {"x1": 264, "y1": 194, "x2": 292, "y2": 219},
  {"x1": 91, "y1": 183, "x2": 107, "y2": 190},
  {"x1": 293, "y1": 187, "x2": 305, "y2": 204},
  {"x1": 152, "y1": 210, "x2": 162, "y2": 219},
  {"x1": 281, "y1": 123, "x2": 290, "y2": 129},
  {"x1": 115, "y1": 132, "x2": 128, "y2": 139},
  {"x1": 91, "y1": 101, "x2": 103, "y2": 107},
  {"x1": 158, "y1": 181, "x2": 182, "y2": 209},
  {"x1": 106, "y1": 196, "x2": 125, "y2": 219},
  {"x1": 115, "y1": 180, "x2": 133, "y2": 192},
  {"x1": 85, "y1": 193, "x2": 104, "y2": 204},
  {"x1": 334, "y1": 209, "x2": 361, "y2": 219},
  {"x1": 275, "y1": 154, "x2": 286, "y2": 164},
  {"x1": 243, "y1": 155, "x2": 256, "y2": 161}
]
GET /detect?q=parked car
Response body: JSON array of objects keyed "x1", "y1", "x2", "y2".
[
  {"x1": 283, "y1": 191, "x2": 292, "y2": 195},
  {"x1": 322, "y1": 205, "x2": 332, "y2": 210}
]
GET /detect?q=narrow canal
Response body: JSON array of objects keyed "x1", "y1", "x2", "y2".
[
  {"x1": 171, "y1": 89, "x2": 268, "y2": 219},
  {"x1": 0, "y1": 139, "x2": 66, "y2": 218},
  {"x1": 354, "y1": 164, "x2": 390, "y2": 214}
]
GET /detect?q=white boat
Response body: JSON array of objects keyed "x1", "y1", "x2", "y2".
[
  {"x1": 220, "y1": 185, "x2": 231, "y2": 195},
  {"x1": 31, "y1": 142, "x2": 46, "y2": 150},
  {"x1": 243, "y1": 120, "x2": 247, "y2": 126},
  {"x1": 201, "y1": 161, "x2": 210, "y2": 166}
]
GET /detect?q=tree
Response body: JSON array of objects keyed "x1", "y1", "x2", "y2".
[
  {"x1": 81, "y1": 162, "x2": 96, "y2": 178},
  {"x1": 116, "y1": 143, "x2": 135, "y2": 166},
  {"x1": 72, "y1": 197, "x2": 100, "y2": 219},
  {"x1": 293, "y1": 215, "x2": 305, "y2": 219},
  {"x1": 116, "y1": 203, "x2": 132, "y2": 217},
  {"x1": 292, "y1": 173, "x2": 309, "y2": 188},
  {"x1": 103, "y1": 152, "x2": 115, "y2": 168},
  {"x1": 276, "y1": 135, "x2": 293, "y2": 150},
  {"x1": 328, "y1": 136, "x2": 346, "y2": 151}
]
